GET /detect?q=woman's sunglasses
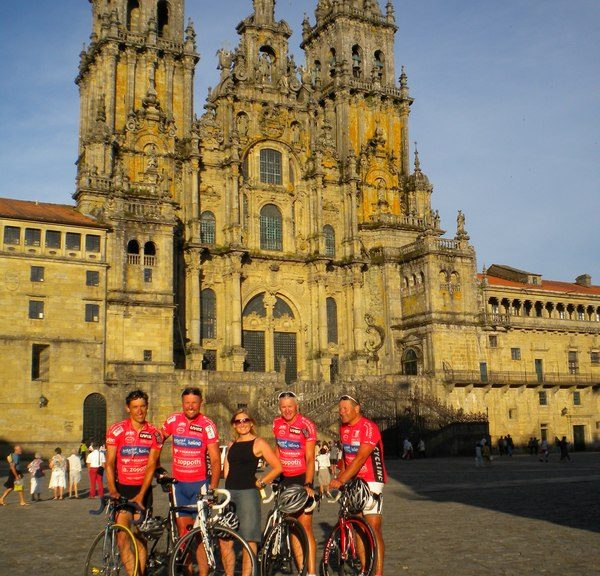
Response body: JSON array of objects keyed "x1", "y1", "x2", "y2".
[{"x1": 233, "y1": 417, "x2": 252, "y2": 425}]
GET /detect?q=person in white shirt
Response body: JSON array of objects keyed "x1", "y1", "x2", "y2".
[
  {"x1": 67, "y1": 451, "x2": 82, "y2": 498},
  {"x1": 86, "y1": 443, "x2": 106, "y2": 498}
]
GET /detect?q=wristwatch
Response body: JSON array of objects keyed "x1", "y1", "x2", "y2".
[
  {"x1": 258, "y1": 480, "x2": 266, "y2": 488},
  {"x1": 303, "y1": 482, "x2": 313, "y2": 489}
]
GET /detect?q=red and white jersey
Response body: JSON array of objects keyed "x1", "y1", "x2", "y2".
[
  {"x1": 106, "y1": 419, "x2": 163, "y2": 486},
  {"x1": 340, "y1": 417, "x2": 387, "y2": 484},
  {"x1": 273, "y1": 414, "x2": 317, "y2": 477},
  {"x1": 161, "y1": 413, "x2": 219, "y2": 482}
]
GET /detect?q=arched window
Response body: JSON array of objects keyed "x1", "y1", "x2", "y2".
[
  {"x1": 143, "y1": 241, "x2": 156, "y2": 266},
  {"x1": 126, "y1": 0, "x2": 140, "y2": 32},
  {"x1": 326, "y1": 297, "x2": 338, "y2": 344},
  {"x1": 402, "y1": 348, "x2": 418, "y2": 375},
  {"x1": 352, "y1": 45, "x2": 362, "y2": 78},
  {"x1": 127, "y1": 239, "x2": 140, "y2": 264},
  {"x1": 260, "y1": 204, "x2": 283, "y2": 251},
  {"x1": 374, "y1": 50, "x2": 385, "y2": 81},
  {"x1": 201, "y1": 288, "x2": 216, "y2": 340},
  {"x1": 157, "y1": 0, "x2": 169, "y2": 37},
  {"x1": 323, "y1": 225, "x2": 335, "y2": 258},
  {"x1": 200, "y1": 211, "x2": 216, "y2": 245},
  {"x1": 274, "y1": 297, "x2": 295, "y2": 319},
  {"x1": 260, "y1": 149, "x2": 282, "y2": 185},
  {"x1": 243, "y1": 293, "x2": 266, "y2": 317}
]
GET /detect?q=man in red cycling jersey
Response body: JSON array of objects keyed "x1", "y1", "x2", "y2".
[
  {"x1": 330, "y1": 394, "x2": 387, "y2": 576},
  {"x1": 160, "y1": 387, "x2": 220, "y2": 535},
  {"x1": 105, "y1": 389, "x2": 163, "y2": 575},
  {"x1": 272, "y1": 391, "x2": 318, "y2": 576}
]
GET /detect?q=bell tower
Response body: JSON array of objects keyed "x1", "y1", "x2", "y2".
[
  {"x1": 300, "y1": 1, "x2": 436, "y2": 242},
  {"x1": 74, "y1": 0, "x2": 200, "y2": 381}
]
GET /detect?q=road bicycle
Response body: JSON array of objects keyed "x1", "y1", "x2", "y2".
[
  {"x1": 319, "y1": 482, "x2": 377, "y2": 576},
  {"x1": 259, "y1": 483, "x2": 319, "y2": 576},
  {"x1": 169, "y1": 487, "x2": 257, "y2": 576},
  {"x1": 84, "y1": 496, "x2": 144, "y2": 576},
  {"x1": 84, "y1": 476, "x2": 187, "y2": 576}
]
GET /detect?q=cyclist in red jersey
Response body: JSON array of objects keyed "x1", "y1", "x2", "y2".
[
  {"x1": 160, "y1": 387, "x2": 221, "y2": 536},
  {"x1": 330, "y1": 394, "x2": 387, "y2": 576},
  {"x1": 272, "y1": 391, "x2": 318, "y2": 576},
  {"x1": 105, "y1": 389, "x2": 163, "y2": 575}
]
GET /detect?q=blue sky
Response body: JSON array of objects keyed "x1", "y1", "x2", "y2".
[{"x1": 0, "y1": 1, "x2": 598, "y2": 281}]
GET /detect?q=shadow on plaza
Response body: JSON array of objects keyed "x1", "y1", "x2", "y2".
[{"x1": 386, "y1": 453, "x2": 600, "y2": 534}]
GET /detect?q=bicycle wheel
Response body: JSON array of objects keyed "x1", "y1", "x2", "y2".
[
  {"x1": 260, "y1": 517, "x2": 308, "y2": 576},
  {"x1": 319, "y1": 517, "x2": 376, "y2": 576},
  {"x1": 170, "y1": 525, "x2": 257, "y2": 575},
  {"x1": 84, "y1": 524, "x2": 139, "y2": 576}
]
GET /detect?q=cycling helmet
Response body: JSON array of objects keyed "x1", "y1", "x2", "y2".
[
  {"x1": 346, "y1": 478, "x2": 371, "y2": 514},
  {"x1": 212, "y1": 503, "x2": 241, "y2": 539},
  {"x1": 278, "y1": 484, "x2": 309, "y2": 514}
]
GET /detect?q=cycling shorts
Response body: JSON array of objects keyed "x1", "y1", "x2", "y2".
[
  {"x1": 363, "y1": 481, "x2": 384, "y2": 516},
  {"x1": 115, "y1": 482, "x2": 153, "y2": 511},
  {"x1": 173, "y1": 480, "x2": 209, "y2": 517}
]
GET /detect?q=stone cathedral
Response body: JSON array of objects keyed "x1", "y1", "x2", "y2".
[{"x1": 1, "y1": 0, "x2": 599, "y2": 451}]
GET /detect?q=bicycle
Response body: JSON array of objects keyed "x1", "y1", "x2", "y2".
[
  {"x1": 259, "y1": 482, "x2": 318, "y2": 576},
  {"x1": 85, "y1": 476, "x2": 187, "y2": 576},
  {"x1": 319, "y1": 480, "x2": 377, "y2": 576},
  {"x1": 169, "y1": 487, "x2": 257, "y2": 576},
  {"x1": 84, "y1": 496, "x2": 144, "y2": 576}
]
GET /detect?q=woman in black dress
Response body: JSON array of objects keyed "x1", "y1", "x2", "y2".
[{"x1": 223, "y1": 409, "x2": 282, "y2": 574}]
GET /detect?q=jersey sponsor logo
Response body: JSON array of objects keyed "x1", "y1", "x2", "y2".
[
  {"x1": 370, "y1": 447, "x2": 385, "y2": 483},
  {"x1": 281, "y1": 458, "x2": 304, "y2": 468},
  {"x1": 289, "y1": 426, "x2": 302, "y2": 435},
  {"x1": 166, "y1": 415, "x2": 177, "y2": 424},
  {"x1": 177, "y1": 458, "x2": 204, "y2": 467},
  {"x1": 121, "y1": 464, "x2": 147, "y2": 474},
  {"x1": 139, "y1": 431, "x2": 153, "y2": 441},
  {"x1": 176, "y1": 424, "x2": 186, "y2": 435},
  {"x1": 276, "y1": 439, "x2": 302, "y2": 450},
  {"x1": 120, "y1": 446, "x2": 151, "y2": 457},
  {"x1": 342, "y1": 443, "x2": 359, "y2": 454},
  {"x1": 189, "y1": 423, "x2": 204, "y2": 433},
  {"x1": 205, "y1": 425, "x2": 216, "y2": 440},
  {"x1": 154, "y1": 431, "x2": 163, "y2": 446},
  {"x1": 174, "y1": 436, "x2": 203, "y2": 448},
  {"x1": 111, "y1": 425, "x2": 124, "y2": 437}
]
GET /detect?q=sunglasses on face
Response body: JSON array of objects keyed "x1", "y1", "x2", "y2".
[
  {"x1": 278, "y1": 391, "x2": 297, "y2": 400},
  {"x1": 233, "y1": 418, "x2": 252, "y2": 425},
  {"x1": 340, "y1": 394, "x2": 360, "y2": 405}
]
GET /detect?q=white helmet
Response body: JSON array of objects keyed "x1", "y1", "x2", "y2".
[
  {"x1": 346, "y1": 478, "x2": 371, "y2": 514},
  {"x1": 278, "y1": 484, "x2": 309, "y2": 514}
]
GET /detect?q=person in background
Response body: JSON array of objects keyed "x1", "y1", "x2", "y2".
[
  {"x1": 48, "y1": 447, "x2": 67, "y2": 500},
  {"x1": 79, "y1": 440, "x2": 88, "y2": 465},
  {"x1": 28, "y1": 452, "x2": 45, "y2": 502},
  {"x1": 223, "y1": 408, "x2": 282, "y2": 576},
  {"x1": 67, "y1": 450, "x2": 82, "y2": 498},
  {"x1": 0, "y1": 445, "x2": 28, "y2": 506},
  {"x1": 86, "y1": 443, "x2": 106, "y2": 499},
  {"x1": 316, "y1": 445, "x2": 332, "y2": 498}
]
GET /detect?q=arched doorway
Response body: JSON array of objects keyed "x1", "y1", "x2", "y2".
[
  {"x1": 83, "y1": 393, "x2": 107, "y2": 445},
  {"x1": 242, "y1": 293, "x2": 300, "y2": 384}
]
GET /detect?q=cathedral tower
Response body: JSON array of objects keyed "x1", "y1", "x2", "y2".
[{"x1": 74, "y1": 0, "x2": 200, "y2": 383}]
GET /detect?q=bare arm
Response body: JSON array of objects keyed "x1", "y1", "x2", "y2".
[
  {"x1": 131, "y1": 447, "x2": 161, "y2": 507},
  {"x1": 336, "y1": 443, "x2": 374, "y2": 484},
  {"x1": 105, "y1": 445, "x2": 119, "y2": 497},
  {"x1": 304, "y1": 440, "x2": 316, "y2": 486},
  {"x1": 254, "y1": 438, "x2": 282, "y2": 486},
  {"x1": 207, "y1": 442, "x2": 221, "y2": 490},
  {"x1": 222, "y1": 442, "x2": 232, "y2": 479}
]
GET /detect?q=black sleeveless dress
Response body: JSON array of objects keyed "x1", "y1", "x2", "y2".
[{"x1": 225, "y1": 439, "x2": 261, "y2": 541}]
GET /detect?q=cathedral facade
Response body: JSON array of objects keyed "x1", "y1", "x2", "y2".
[{"x1": 1, "y1": 0, "x2": 599, "y2": 450}]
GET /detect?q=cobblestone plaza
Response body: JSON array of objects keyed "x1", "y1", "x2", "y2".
[{"x1": 1, "y1": 453, "x2": 599, "y2": 575}]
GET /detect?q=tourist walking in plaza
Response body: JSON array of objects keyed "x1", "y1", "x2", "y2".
[
  {"x1": 86, "y1": 443, "x2": 105, "y2": 498},
  {"x1": 48, "y1": 447, "x2": 67, "y2": 500},
  {"x1": 316, "y1": 444, "x2": 332, "y2": 497},
  {"x1": 539, "y1": 438, "x2": 550, "y2": 462},
  {"x1": 27, "y1": 452, "x2": 45, "y2": 502},
  {"x1": 559, "y1": 436, "x2": 572, "y2": 462},
  {"x1": 67, "y1": 450, "x2": 82, "y2": 498},
  {"x1": 0, "y1": 445, "x2": 28, "y2": 506}
]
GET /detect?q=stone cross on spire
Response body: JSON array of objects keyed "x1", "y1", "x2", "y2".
[{"x1": 253, "y1": 0, "x2": 275, "y2": 24}]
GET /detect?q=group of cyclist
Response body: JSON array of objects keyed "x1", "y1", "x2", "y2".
[{"x1": 105, "y1": 386, "x2": 387, "y2": 576}]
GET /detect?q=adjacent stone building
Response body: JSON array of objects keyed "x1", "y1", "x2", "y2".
[{"x1": 1, "y1": 0, "x2": 598, "y2": 450}]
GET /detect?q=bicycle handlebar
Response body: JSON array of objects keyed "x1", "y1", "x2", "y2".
[
  {"x1": 89, "y1": 496, "x2": 147, "y2": 525},
  {"x1": 210, "y1": 488, "x2": 231, "y2": 511}
]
